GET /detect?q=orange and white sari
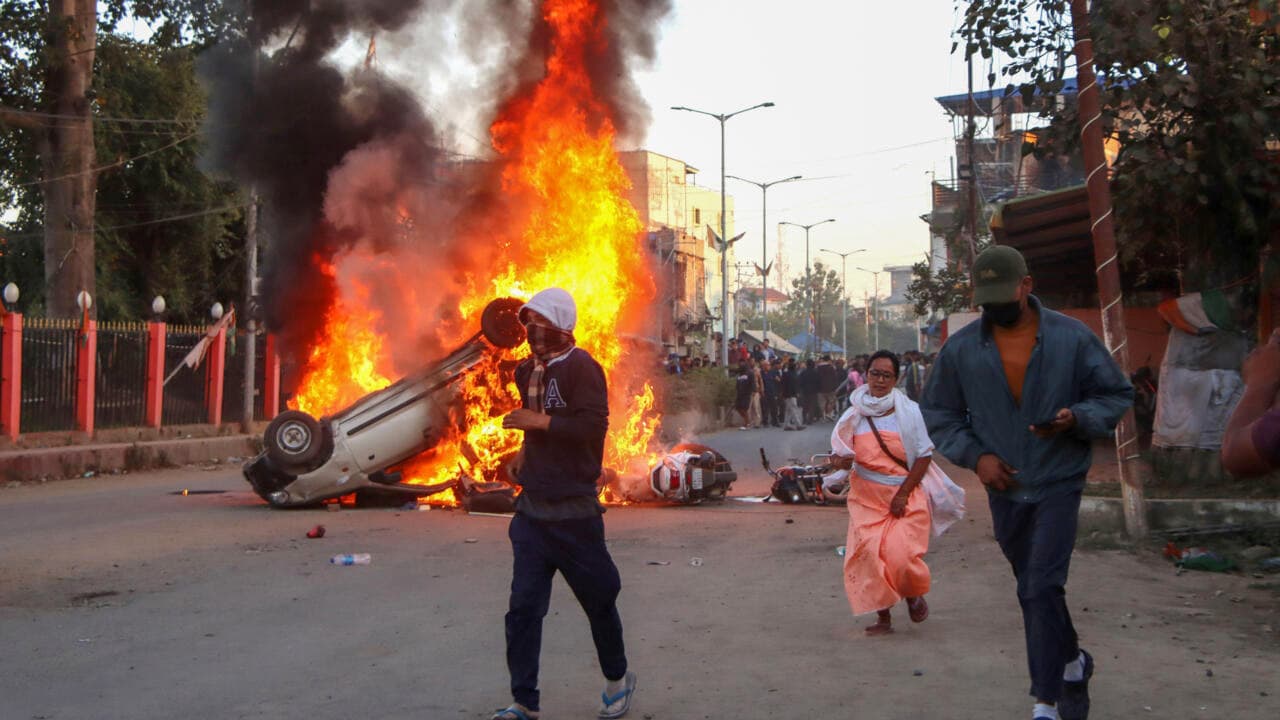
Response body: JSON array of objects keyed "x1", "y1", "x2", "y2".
[{"x1": 830, "y1": 387, "x2": 943, "y2": 616}]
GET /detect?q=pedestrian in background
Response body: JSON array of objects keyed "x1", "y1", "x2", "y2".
[
  {"x1": 799, "y1": 358, "x2": 821, "y2": 424},
  {"x1": 497, "y1": 287, "x2": 637, "y2": 720},
  {"x1": 921, "y1": 247, "x2": 1132, "y2": 720},
  {"x1": 782, "y1": 358, "x2": 805, "y2": 430},
  {"x1": 762, "y1": 359, "x2": 783, "y2": 428},
  {"x1": 733, "y1": 363, "x2": 754, "y2": 430},
  {"x1": 1222, "y1": 328, "x2": 1280, "y2": 476}
]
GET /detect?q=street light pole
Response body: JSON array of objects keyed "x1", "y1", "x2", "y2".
[
  {"x1": 727, "y1": 174, "x2": 802, "y2": 339},
  {"x1": 821, "y1": 248, "x2": 866, "y2": 358},
  {"x1": 858, "y1": 266, "x2": 882, "y2": 349},
  {"x1": 780, "y1": 219, "x2": 835, "y2": 356},
  {"x1": 672, "y1": 102, "x2": 775, "y2": 368}
]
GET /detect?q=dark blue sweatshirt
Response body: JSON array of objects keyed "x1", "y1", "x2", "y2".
[{"x1": 513, "y1": 347, "x2": 609, "y2": 508}]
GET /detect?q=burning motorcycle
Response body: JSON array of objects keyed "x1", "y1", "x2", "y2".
[
  {"x1": 647, "y1": 442, "x2": 738, "y2": 504},
  {"x1": 760, "y1": 447, "x2": 848, "y2": 505},
  {"x1": 243, "y1": 297, "x2": 526, "y2": 508}
]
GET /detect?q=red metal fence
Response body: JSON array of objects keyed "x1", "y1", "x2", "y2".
[{"x1": 0, "y1": 312, "x2": 282, "y2": 440}]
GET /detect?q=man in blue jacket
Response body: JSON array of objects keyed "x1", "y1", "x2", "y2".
[
  {"x1": 496, "y1": 288, "x2": 636, "y2": 720},
  {"x1": 921, "y1": 247, "x2": 1132, "y2": 720}
]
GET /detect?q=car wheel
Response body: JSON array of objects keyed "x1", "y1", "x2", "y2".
[
  {"x1": 481, "y1": 297, "x2": 526, "y2": 349},
  {"x1": 265, "y1": 410, "x2": 324, "y2": 471}
]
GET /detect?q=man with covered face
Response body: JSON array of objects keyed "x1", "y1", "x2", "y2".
[
  {"x1": 495, "y1": 287, "x2": 636, "y2": 720},
  {"x1": 920, "y1": 246, "x2": 1132, "y2": 720}
]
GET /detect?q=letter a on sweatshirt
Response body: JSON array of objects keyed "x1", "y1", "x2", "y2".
[{"x1": 544, "y1": 378, "x2": 567, "y2": 409}]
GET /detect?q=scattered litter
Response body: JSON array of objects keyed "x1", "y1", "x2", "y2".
[
  {"x1": 417, "y1": 504, "x2": 431, "y2": 512},
  {"x1": 1206, "y1": 669, "x2": 1214, "y2": 677},
  {"x1": 226, "y1": 456, "x2": 243, "y2": 463},
  {"x1": 330, "y1": 553, "x2": 371, "y2": 566},
  {"x1": 1163, "y1": 542, "x2": 1237, "y2": 572},
  {"x1": 77, "y1": 638, "x2": 94, "y2": 644},
  {"x1": 646, "y1": 561, "x2": 670, "y2": 566},
  {"x1": 82, "y1": 471, "x2": 96, "y2": 478},
  {"x1": 170, "y1": 489, "x2": 228, "y2": 496},
  {"x1": 690, "y1": 557, "x2": 704, "y2": 567},
  {"x1": 306, "y1": 525, "x2": 326, "y2": 539},
  {"x1": 836, "y1": 546, "x2": 846, "y2": 557},
  {"x1": 464, "y1": 538, "x2": 479, "y2": 544},
  {"x1": 784, "y1": 518, "x2": 794, "y2": 524},
  {"x1": 912, "y1": 669, "x2": 924, "y2": 677},
  {"x1": 400, "y1": 501, "x2": 418, "y2": 511},
  {"x1": 468, "y1": 511, "x2": 515, "y2": 518},
  {"x1": 729, "y1": 496, "x2": 769, "y2": 503}
]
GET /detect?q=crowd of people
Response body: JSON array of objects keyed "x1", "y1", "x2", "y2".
[{"x1": 663, "y1": 337, "x2": 938, "y2": 432}]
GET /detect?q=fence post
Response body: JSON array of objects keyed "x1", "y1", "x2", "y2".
[
  {"x1": 76, "y1": 319, "x2": 97, "y2": 435},
  {"x1": 263, "y1": 332, "x2": 281, "y2": 420},
  {"x1": 0, "y1": 312, "x2": 21, "y2": 440},
  {"x1": 145, "y1": 321, "x2": 165, "y2": 428},
  {"x1": 206, "y1": 324, "x2": 227, "y2": 426}
]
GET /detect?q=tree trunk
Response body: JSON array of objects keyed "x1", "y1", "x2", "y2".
[{"x1": 41, "y1": 0, "x2": 97, "y2": 318}]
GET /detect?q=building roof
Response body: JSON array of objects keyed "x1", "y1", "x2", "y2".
[
  {"x1": 738, "y1": 287, "x2": 791, "y2": 303},
  {"x1": 786, "y1": 332, "x2": 846, "y2": 355},
  {"x1": 935, "y1": 77, "x2": 1080, "y2": 116},
  {"x1": 737, "y1": 329, "x2": 802, "y2": 355}
]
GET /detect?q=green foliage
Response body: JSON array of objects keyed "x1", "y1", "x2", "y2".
[
  {"x1": 779, "y1": 260, "x2": 846, "y2": 345},
  {"x1": 91, "y1": 34, "x2": 245, "y2": 323},
  {"x1": 956, "y1": 0, "x2": 1280, "y2": 288},
  {"x1": 662, "y1": 367, "x2": 737, "y2": 415},
  {"x1": 906, "y1": 261, "x2": 972, "y2": 317},
  {"x1": 0, "y1": 3, "x2": 247, "y2": 320}
]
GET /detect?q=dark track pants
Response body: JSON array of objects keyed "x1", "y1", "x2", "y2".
[
  {"x1": 988, "y1": 489, "x2": 1082, "y2": 703},
  {"x1": 506, "y1": 512, "x2": 627, "y2": 712}
]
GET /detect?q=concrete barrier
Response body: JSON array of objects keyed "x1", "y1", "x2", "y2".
[
  {"x1": 0, "y1": 435, "x2": 260, "y2": 482},
  {"x1": 1081, "y1": 495, "x2": 1280, "y2": 534}
]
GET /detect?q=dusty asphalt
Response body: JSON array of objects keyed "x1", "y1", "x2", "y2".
[{"x1": 1, "y1": 423, "x2": 1278, "y2": 719}]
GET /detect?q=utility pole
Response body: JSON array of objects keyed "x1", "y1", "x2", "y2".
[
  {"x1": 858, "y1": 267, "x2": 882, "y2": 349},
  {"x1": 241, "y1": 10, "x2": 261, "y2": 432},
  {"x1": 671, "y1": 102, "x2": 775, "y2": 367},
  {"x1": 780, "y1": 219, "x2": 836, "y2": 356},
  {"x1": 1069, "y1": 0, "x2": 1145, "y2": 537},
  {"x1": 821, "y1": 248, "x2": 866, "y2": 358},
  {"x1": 727, "y1": 174, "x2": 802, "y2": 339},
  {"x1": 964, "y1": 40, "x2": 979, "y2": 272}
]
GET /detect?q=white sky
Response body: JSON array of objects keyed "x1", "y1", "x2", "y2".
[{"x1": 631, "y1": 0, "x2": 971, "y2": 303}]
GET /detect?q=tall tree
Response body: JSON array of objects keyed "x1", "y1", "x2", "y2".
[
  {"x1": 0, "y1": 1, "x2": 242, "y2": 317},
  {"x1": 782, "y1": 260, "x2": 844, "y2": 350},
  {"x1": 956, "y1": 0, "x2": 1280, "y2": 289}
]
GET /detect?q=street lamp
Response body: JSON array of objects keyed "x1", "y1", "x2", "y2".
[
  {"x1": 671, "y1": 101, "x2": 775, "y2": 367},
  {"x1": 857, "y1": 266, "x2": 882, "y2": 350},
  {"x1": 779, "y1": 219, "x2": 836, "y2": 355},
  {"x1": 821, "y1": 248, "x2": 866, "y2": 357},
  {"x1": 727, "y1": 173, "x2": 802, "y2": 340}
]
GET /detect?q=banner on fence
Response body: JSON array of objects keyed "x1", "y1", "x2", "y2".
[{"x1": 164, "y1": 308, "x2": 236, "y2": 386}]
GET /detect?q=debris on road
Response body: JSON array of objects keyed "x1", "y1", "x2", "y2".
[
  {"x1": 836, "y1": 546, "x2": 846, "y2": 557},
  {"x1": 330, "y1": 553, "x2": 371, "y2": 565},
  {"x1": 306, "y1": 525, "x2": 325, "y2": 539},
  {"x1": 648, "y1": 443, "x2": 737, "y2": 504},
  {"x1": 646, "y1": 561, "x2": 670, "y2": 566},
  {"x1": 1163, "y1": 542, "x2": 1237, "y2": 572},
  {"x1": 464, "y1": 538, "x2": 479, "y2": 544},
  {"x1": 690, "y1": 557, "x2": 703, "y2": 567}
]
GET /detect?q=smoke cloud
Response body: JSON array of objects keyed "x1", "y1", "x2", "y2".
[{"x1": 200, "y1": 0, "x2": 672, "y2": 388}]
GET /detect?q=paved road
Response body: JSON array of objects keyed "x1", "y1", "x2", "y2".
[{"x1": 2, "y1": 423, "x2": 1277, "y2": 719}]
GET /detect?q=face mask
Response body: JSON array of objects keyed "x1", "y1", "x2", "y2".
[
  {"x1": 982, "y1": 301, "x2": 1023, "y2": 327},
  {"x1": 526, "y1": 323, "x2": 574, "y2": 359}
]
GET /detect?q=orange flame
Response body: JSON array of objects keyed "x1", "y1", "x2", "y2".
[{"x1": 290, "y1": 0, "x2": 660, "y2": 504}]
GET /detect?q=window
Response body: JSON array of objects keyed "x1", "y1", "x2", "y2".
[{"x1": 693, "y1": 208, "x2": 701, "y2": 225}]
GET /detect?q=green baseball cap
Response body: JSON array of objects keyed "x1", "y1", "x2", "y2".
[{"x1": 971, "y1": 245, "x2": 1028, "y2": 306}]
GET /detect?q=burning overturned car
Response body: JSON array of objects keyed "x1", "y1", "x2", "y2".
[{"x1": 243, "y1": 297, "x2": 526, "y2": 508}]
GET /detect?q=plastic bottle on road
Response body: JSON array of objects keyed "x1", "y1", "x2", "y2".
[{"x1": 330, "y1": 553, "x2": 372, "y2": 566}]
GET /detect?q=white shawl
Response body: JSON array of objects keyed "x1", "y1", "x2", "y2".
[{"x1": 828, "y1": 386, "x2": 966, "y2": 537}]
